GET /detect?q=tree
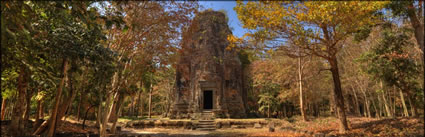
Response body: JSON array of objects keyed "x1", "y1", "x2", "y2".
[
  {"x1": 95, "y1": 1, "x2": 198, "y2": 135},
  {"x1": 358, "y1": 25, "x2": 421, "y2": 117},
  {"x1": 1, "y1": 1, "x2": 119, "y2": 136},
  {"x1": 387, "y1": 1, "x2": 424, "y2": 101},
  {"x1": 235, "y1": 1, "x2": 387, "y2": 132}
]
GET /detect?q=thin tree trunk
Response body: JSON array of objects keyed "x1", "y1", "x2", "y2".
[
  {"x1": 110, "y1": 94, "x2": 123, "y2": 134},
  {"x1": 407, "y1": 96, "x2": 416, "y2": 117},
  {"x1": 56, "y1": 70, "x2": 77, "y2": 128},
  {"x1": 267, "y1": 103, "x2": 270, "y2": 118},
  {"x1": 356, "y1": 81, "x2": 370, "y2": 118},
  {"x1": 135, "y1": 80, "x2": 143, "y2": 117},
  {"x1": 148, "y1": 83, "x2": 153, "y2": 119},
  {"x1": 76, "y1": 69, "x2": 88, "y2": 121},
  {"x1": 10, "y1": 66, "x2": 28, "y2": 136},
  {"x1": 329, "y1": 94, "x2": 335, "y2": 116},
  {"x1": 100, "y1": 91, "x2": 113, "y2": 137},
  {"x1": 96, "y1": 98, "x2": 102, "y2": 128},
  {"x1": 46, "y1": 58, "x2": 69, "y2": 137},
  {"x1": 381, "y1": 84, "x2": 392, "y2": 117},
  {"x1": 350, "y1": 85, "x2": 361, "y2": 116},
  {"x1": 365, "y1": 95, "x2": 371, "y2": 117},
  {"x1": 392, "y1": 94, "x2": 396, "y2": 116},
  {"x1": 108, "y1": 92, "x2": 121, "y2": 122},
  {"x1": 406, "y1": 92, "x2": 418, "y2": 117},
  {"x1": 77, "y1": 92, "x2": 83, "y2": 121},
  {"x1": 129, "y1": 96, "x2": 134, "y2": 117},
  {"x1": 377, "y1": 93, "x2": 383, "y2": 118},
  {"x1": 370, "y1": 94, "x2": 379, "y2": 118},
  {"x1": 399, "y1": 89, "x2": 409, "y2": 117},
  {"x1": 298, "y1": 57, "x2": 307, "y2": 121},
  {"x1": 141, "y1": 95, "x2": 144, "y2": 118},
  {"x1": 82, "y1": 105, "x2": 95, "y2": 130},
  {"x1": 1, "y1": 99, "x2": 6, "y2": 120},
  {"x1": 35, "y1": 100, "x2": 41, "y2": 122},
  {"x1": 329, "y1": 56, "x2": 348, "y2": 133},
  {"x1": 40, "y1": 100, "x2": 44, "y2": 119},
  {"x1": 23, "y1": 88, "x2": 34, "y2": 125}
]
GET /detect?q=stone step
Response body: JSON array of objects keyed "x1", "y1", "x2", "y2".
[
  {"x1": 199, "y1": 120, "x2": 214, "y2": 122},
  {"x1": 197, "y1": 122, "x2": 215, "y2": 125},
  {"x1": 198, "y1": 128, "x2": 216, "y2": 131},
  {"x1": 197, "y1": 125, "x2": 215, "y2": 128}
]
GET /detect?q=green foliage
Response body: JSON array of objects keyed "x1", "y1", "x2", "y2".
[
  {"x1": 358, "y1": 26, "x2": 421, "y2": 93},
  {"x1": 257, "y1": 92, "x2": 278, "y2": 112},
  {"x1": 386, "y1": 1, "x2": 413, "y2": 18},
  {"x1": 238, "y1": 49, "x2": 256, "y2": 69}
]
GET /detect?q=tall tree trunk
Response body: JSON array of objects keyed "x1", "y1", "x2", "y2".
[
  {"x1": 100, "y1": 91, "x2": 113, "y2": 137},
  {"x1": 148, "y1": 83, "x2": 153, "y2": 119},
  {"x1": 370, "y1": 94, "x2": 379, "y2": 118},
  {"x1": 57, "y1": 71, "x2": 78, "y2": 125},
  {"x1": 46, "y1": 58, "x2": 69, "y2": 137},
  {"x1": 23, "y1": 88, "x2": 34, "y2": 125},
  {"x1": 329, "y1": 56, "x2": 348, "y2": 133},
  {"x1": 382, "y1": 91, "x2": 393, "y2": 117},
  {"x1": 399, "y1": 90, "x2": 409, "y2": 117},
  {"x1": 110, "y1": 93, "x2": 123, "y2": 134},
  {"x1": 40, "y1": 100, "x2": 44, "y2": 119},
  {"x1": 406, "y1": 2, "x2": 424, "y2": 99},
  {"x1": 364, "y1": 94, "x2": 371, "y2": 118},
  {"x1": 108, "y1": 92, "x2": 120, "y2": 122},
  {"x1": 141, "y1": 95, "x2": 144, "y2": 118},
  {"x1": 350, "y1": 85, "x2": 361, "y2": 116},
  {"x1": 1, "y1": 99, "x2": 6, "y2": 120},
  {"x1": 76, "y1": 91, "x2": 83, "y2": 121},
  {"x1": 136, "y1": 79, "x2": 143, "y2": 117},
  {"x1": 96, "y1": 99, "x2": 101, "y2": 128},
  {"x1": 35, "y1": 100, "x2": 41, "y2": 121},
  {"x1": 377, "y1": 92, "x2": 383, "y2": 118},
  {"x1": 358, "y1": 83, "x2": 370, "y2": 118},
  {"x1": 76, "y1": 69, "x2": 88, "y2": 121},
  {"x1": 329, "y1": 94, "x2": 335, "y2": 116},
  {"x1": 135, "y1": 91, "x2": 141, "y2": 117},
  {"x1": 10, "y1": 66, "x2": 28, "y2": 136},
  {"x1": 407, "y1": 96, "x2": 416, "y2": 117},
  {"x1": 129, "y1": 96, "x2": 134, "y2": 117},
  {"x1": 267, "y1": 103, "x2": 270, "y2": 118},
  {"x1": 82, "y1": 105, "x2": 95, "y2": 129},
  {"x1": 298, "y1": 57, "x2": 307, "y2": 121},
  {"x1": 406, "y1": 91, "x2": 418, "y2": 117},
  {"x1": 392, "y1": 94, "x2": 396, "y2": 116}
]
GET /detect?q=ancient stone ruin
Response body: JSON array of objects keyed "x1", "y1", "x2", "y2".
[{"x1": 169, "y1": 10, "x2": 247, "y2": 119}]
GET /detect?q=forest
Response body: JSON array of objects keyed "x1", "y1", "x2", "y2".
[{"x1": 1, "y1": 1, "x2": 424, "y2": 137}]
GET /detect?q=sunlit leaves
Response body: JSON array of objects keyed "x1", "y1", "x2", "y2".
[{"x1": 235, "y1": 1, "x2": 388, "y2": 57}]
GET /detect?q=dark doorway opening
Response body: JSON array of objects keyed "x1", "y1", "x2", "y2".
[{"x1": 203, "y1": 90, "x2": 213, "y2": 109}]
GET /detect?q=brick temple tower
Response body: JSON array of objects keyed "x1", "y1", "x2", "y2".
[{"x1": 169, "y1": 10, "x2": 247, "y2": 119}]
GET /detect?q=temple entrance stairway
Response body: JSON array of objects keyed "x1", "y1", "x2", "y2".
[{"x1": 196, "y1": 110, "x2": 215, "y2": 131}]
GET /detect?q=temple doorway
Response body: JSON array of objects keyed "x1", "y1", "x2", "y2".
[{"x1": 203, "y1": 90, "x2": 213, "y2": 109}]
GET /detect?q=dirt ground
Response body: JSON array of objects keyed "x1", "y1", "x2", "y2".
[
  {"x1": 117, "y1": 116, "x2": 424, "y2": 137},
  {"x1": 1, "y1": 116, "x2": 424, "y2": 137}
]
